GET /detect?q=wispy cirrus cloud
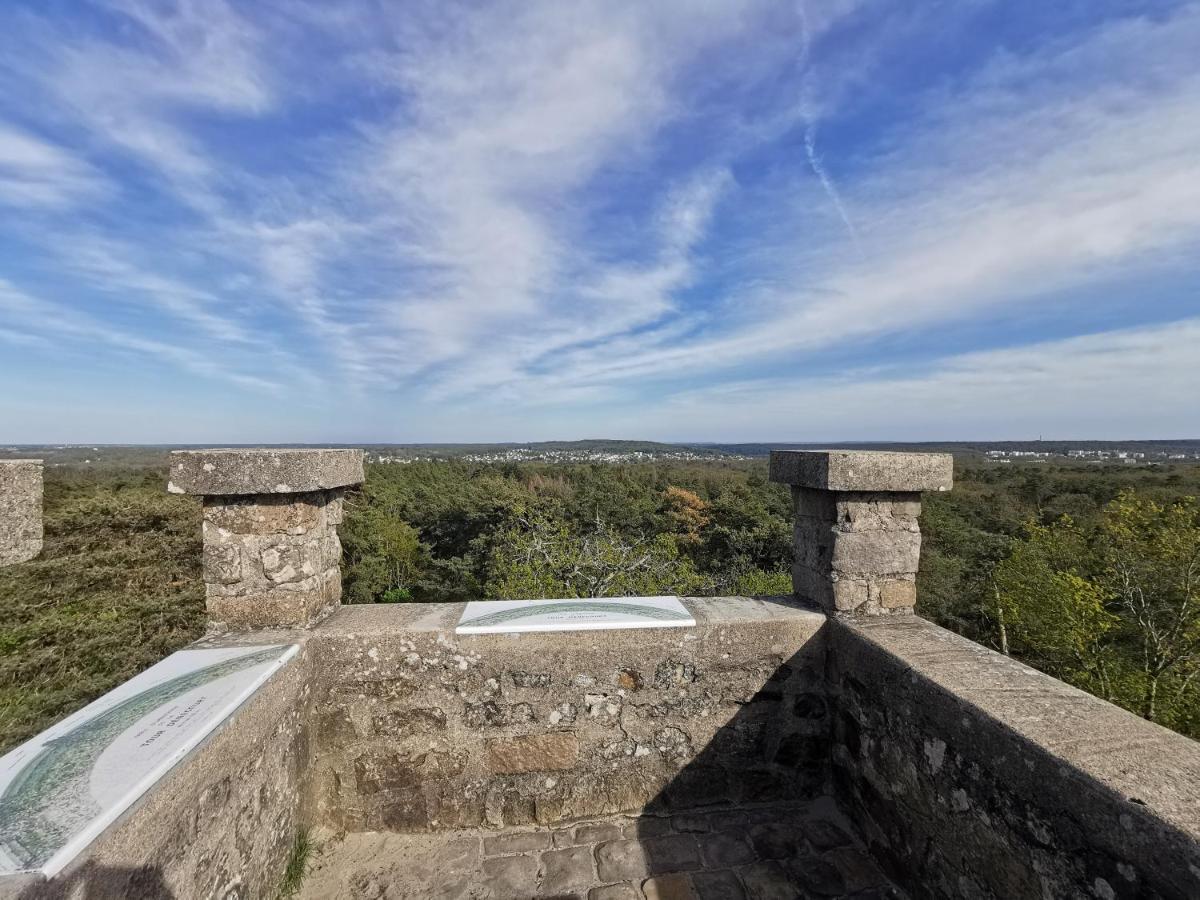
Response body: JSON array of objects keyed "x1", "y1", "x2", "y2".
[
  {"x1": 0, "y1": 0, "x2": 1196, "y2": 441},
  {"x1": 643, "y1": 316, "x2": 1200, "y2": 441},
  {"x1": 0, "y1": 125, "x2": 109, "y2": 209}
]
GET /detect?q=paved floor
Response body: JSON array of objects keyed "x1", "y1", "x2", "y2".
[{"x1": 298, "y1": 798, "x2": 905, "y2": 900}]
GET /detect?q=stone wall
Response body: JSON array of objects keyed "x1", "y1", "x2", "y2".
[
  {"x1": 828, "y1": 616, "x2": 1200, "y2": 900},
  {"x1": 202, "y1": 491, "x2": 346, "y2": 629},
  {"x1": 0, "y1": 460, "x2": 42, "y2": 567},
  {"x1": 303, "y1": 598, "x2": 830, "y2": 833},
  {"x1": 790, "y1": 489, "x2": 923, "y2": 615},
  {"x1": 8, "y1": 597, "x2": 1200, "y2": 899},
  {"x1": 3, "y1": 633, "x2": 313, "y2": 900}
]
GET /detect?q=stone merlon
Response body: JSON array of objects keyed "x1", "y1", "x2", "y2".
[
  {"x1": 768, "y1": 449, "x2": 953, "y2": 492},
  {"x1": 167, "y1": 448, "x2": 365, "y2": 496},
  {"x1": 168, "y1": 449, "x2": 365, "y2": 630},
  {"x1": 770, "y1": 450, "x2": 952, "y2": 616}
]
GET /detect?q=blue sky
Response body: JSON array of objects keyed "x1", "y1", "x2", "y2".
[{"x1": 0, "y1": 0, "x2": 1197, "y2": 443}]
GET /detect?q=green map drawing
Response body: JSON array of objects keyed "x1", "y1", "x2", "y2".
[
  {"x1": 460, "y1": 600, "x2": 692, "y2": 628},
  {"x1": 0, "y1": 646, "x2": 284, "y2": 872}
]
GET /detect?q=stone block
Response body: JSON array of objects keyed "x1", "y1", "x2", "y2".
[
  {"x1": 830, "y1": 530, "x2": 920, "y2": 576},
  {"x1": 644, "y1": 834, "x2": 703, "y2": 874},
  {"x1": 596, "y1": 839, "x2": 651, "y2": 881},
  {"x1": 791, "y1": 563, "x2": 835, "y2": 608},
  {"x1": 879, "y1": 578, "x2": 917, "y2": 609},
  {"x1": 698, "y1": 833, "x2": 756, "y2": 867},
  {"x1": 168, "y1": 448, "x2": 364, "y2": 495},
  {"x1": 590, "y1": 885, "x2": 641, "y2": 900},
  {"x1": 466, "y1": 701, "x2": 535, "y2": 728},
  {"x1": 692, "y1": 869, "x2": 746, "y2": 899},
  {"x1": 483, "y1": 830, "x2": 551, "y2": 855},
  {"x1": 642, "y1": 873, "x2": 697, "y2": 899},
  {"x1": 789, "y1": 854, "x2": 847, "y2": 896},
  {"x1": 202, "y1": 494, "x2": 326, "y2": 535},
  {"x1": 835, "y1": 494, "x2": 922, "y2": 528},
  {"x1": 481, "y1": 854, "x2": 540, "y2": 895},
  {"x1": 769, "y1": 450, "x2": 953, "y2": 492},
  {"x1": 202, "y1": 542, "x2": 243, "y2": 586},
  {"x1": 540, "y1": 845, "x2": 596, "y2": 893},
  {"x1": 205, "y1": 567, "x2": 339, "y2": 628},
  {"x1": 738, "y1": 860, "x2": 798, "y2": 899},
  {"x1": 485, "y1": 733, "x2": 580, "y2": 775},
  {"x1": 0, "y1": 459, "x2": 42, "y2": 566},
  {"x1": 575, "y1": 822, "x2": 624, "y2": 844}
]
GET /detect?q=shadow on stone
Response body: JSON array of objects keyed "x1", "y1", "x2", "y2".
[
  {"x1": 16, "y1": 862, "x2": 174, "y2": 900},
  {"x1": 626, "y1": 601, "x2": 900, "y2": 899}
]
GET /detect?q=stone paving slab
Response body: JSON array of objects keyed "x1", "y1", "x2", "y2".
[{"x1": 298, "y1": 799, "x2": 905, "y2": 900}]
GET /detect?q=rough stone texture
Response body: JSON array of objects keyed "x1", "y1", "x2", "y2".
[
  {"x1": 167, "y1": 448, "x2": 364, "y2": 496},
  {"x1": 0, "y1": 460, "x2": 42, "y2": 566},
  {"x1": 486, "y1": 733, "x2": 580, "y2": 775},
  {"x1": 0, "y1": 632, "x2": 312, "y2": 900},
  {"x1": 294, "y1": 799, "x2": 903, "y2": 899},
  {"x1": 8, "y1": 594, "x2": 1200, "y2": 898},
  {"x1": 305, "y1": 597, "x2": 830, "y2": 834},
  {"x1": 829, "y1": 616, "x2": 1200, "y2": 900},
  {"x1": 770, "y1": 450, "x2": 949, "y2": 618},
  {"x1": 790, "y1": 489, "x2": 923, "y2": 617},
  {"x1": 768, "y1": 450, "x2": 953, "y2": 493},
  {"x1": 202, "y1": 491, "x2": 347, "y2": 629},
  {"x1": 169, "y1": 449, "x2": 363, "y2": 629}
]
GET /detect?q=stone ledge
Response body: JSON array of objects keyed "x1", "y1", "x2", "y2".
[
  {"x1": 314, "y1": 595, "x2": 827, "y2": 636},
  {"x1": 769, "y1": 450, "x2": 953, "y2": 492},
  {"x1": 838, "y1": 616, "x2": 1200, "y2": 829},
  {"x1": 830, "y1": 616, "x2": 1200, "y2": 898},
  {"x1": 167, "y1": 449, "x2": 364, "y2": 496}
]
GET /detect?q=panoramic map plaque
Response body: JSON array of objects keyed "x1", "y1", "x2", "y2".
[
  {"x1": 0, "y1": 643, "x2": 297, "y2": 877},
  {"x1": 455, "y1": 596, "x2": 695, "y2": 634}
]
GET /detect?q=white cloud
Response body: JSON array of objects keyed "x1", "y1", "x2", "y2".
[
  {"x1": 0, "y1": 278, "x2": 282, "y2": 393},
  {"x1": 640, "y1": 317, "x2": 1200, "y2": 440},
  {"x1": 0, "y1": 0, "x2": 1197, "y2": 439},
  {"x1": 525, "y1": 3, "x2": 1200, "y2": 392},
  {"x1": 0, "y1": 125, "x2": 108, "y2": 208}
]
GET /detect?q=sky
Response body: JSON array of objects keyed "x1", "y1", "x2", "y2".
[{"x1": 0, "y1": 0, "x2": 1197, "y2": 444}]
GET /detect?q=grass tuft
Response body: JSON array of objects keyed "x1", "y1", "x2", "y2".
[{"x1": 278, "y1": 828, "x2": 313, "y2": 899}]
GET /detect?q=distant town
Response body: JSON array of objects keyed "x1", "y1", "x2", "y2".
[
  {"x1": 370, "y1": 447, "x2": 753, "y2": 465},
  {"x1": 984, "y1": 448, "x2": 1200, "y2": 464},
  {"x1": 2, "y1": 439, "x2": 1198, "y2": 469}
]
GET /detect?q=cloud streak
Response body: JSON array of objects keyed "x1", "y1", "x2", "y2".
[{"x1": 0, "y1": 0, "x2": 1196, "y2": 440}]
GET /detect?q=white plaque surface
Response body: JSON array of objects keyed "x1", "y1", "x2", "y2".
[
  {"x1": 456, "y1": 595, "x2": 696, "y2": 634},
  {"x1": 0, "y1": 643, "x2": 297, "y2": 877}
]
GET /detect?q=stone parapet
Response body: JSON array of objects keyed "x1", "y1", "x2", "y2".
[
  {"x1": 770, "y1": 450, "x2": 951, "y2": 616},
  {"x1": 8, "y1": 599, "x2": 1200, "y2": 898},
  {"x1": 2, "y1": 634, "x2": 314, "y2": 900},
  {"x1": 170, "y1": 449, "x2": 364, "y2": 629},
  {"x1": 305, "y1": 597, "x2": 828, "y2": 832},
  {"x1": 0, "y1": 459, "x2": 43, "y2": 566},
  {"x1": 828, "y1": 616, "x2": 1200, "y2": 899}
]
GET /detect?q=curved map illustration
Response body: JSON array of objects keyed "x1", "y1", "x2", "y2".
[
  {"x1": 0, "y1": 644, "x2": 293, "y2": 875},
  {"x1": 461, "y1": 600, "x2": 692, "y2": 627},
  {"x1": 455, "y1": 596, "x2": 696, "y2": 634}
]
